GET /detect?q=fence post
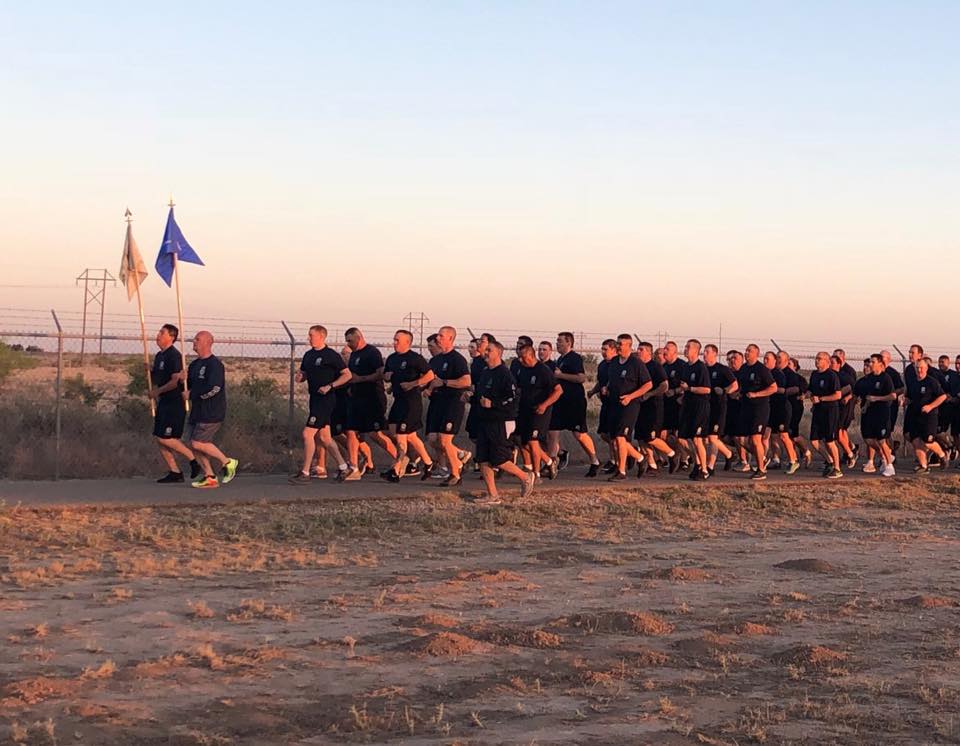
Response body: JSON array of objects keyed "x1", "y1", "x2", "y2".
[
  {"x1": 281, "y1": 321, "x2": 296, "y2": 472},
  {"x1": 770, "y1": 338, "x2": 782, "y2": 353},
  {"x1": 892, "y1": 344, "x2": 907, "y2": 372},
  {"x1": 51, "y1": 310, "x2": 63, "y2": 481}
]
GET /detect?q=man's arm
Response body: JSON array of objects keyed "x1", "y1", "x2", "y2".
[
  {"x1": 536, "y1": 384, "x2": 563, "y2": 414},
  {"x1": 319, "y1": 368, "x2": 352, "y2": 395},
  {"x1": 351, "y1": 367, "x2": 384, "y2": 384},
  {"x1": 622, "y1": 381, "x2": 652, "y2": 404},
  {"x1": 746, "y1": 382, "x2": 778, "y2": 399}
]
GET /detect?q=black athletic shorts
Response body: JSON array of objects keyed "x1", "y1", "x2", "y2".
[
  {"x1": 465, "y1": 401, "x2": 481, "y2": 440},
  {"x1": 635, "y1": 397, "x2": 664, "y2": 443},
  {"x1": 550, "y1": 395, "x2": 588, "y2": 433},
  {"x1": 426, "y1": 397, "x2": 465, "y2": 435},
  {"x1": 725, "y1": 399, "x2": 741, "y2": 438},
  {"x1": 678, "y1": 396, "x2": 710, "y2": 439},
  {"x1": 768, "y1": 398, "x2": 792, "y2": 434},
  {"x1": 306, "y1": 392, "x2": 337, "y2": 429},
  {"x1": 938, "y1": 401, "x2": 954, "y2": 434},
  {"x1": 908, "y1": 405, "x2": 938, "y2": 442},
  {"x1": 331, "y1": 391, "x2": 348, "y2": 436},
  {"x1": 888, "y1": 401, "x2": 899, "y2": 437},
  {"x1": 708, "y1": 400, "x2": 727, "y2": 437},
  {"x1": 788, "y1": 399, "x2": 803, "y2": 438},
  {"x1": 476, "y1": 420, "x2": 515, "y2": 466},
  {"x1": 346, "y1": 393, "x2": 386, "y2": 433},
  {"x1": 153, "y1": 402, "x2": 186, "y2": 439},
  {"x1": 662, "y1": 396, "x2": 681, "y2": 431},
  {"x1": 388, "y1": 393, "x2": 424, "y2": 434},
  {"x1": 839, "y1": 398, "x2": 856, "y2": 430},
  {"x1": 517, "y1": 409, "x2": 552, "y2": 444},
  {"x1": 597, "y1": 399, "x2": 613, "y2": 436},
  {"x1": 861, "y1": 405, "x2": 890, "y2": 440},
  {"x1": 608, "y1": 400, "x2": 641, "y2": 439},
  {"x1": 738, "y1": 399, "x2": 769, "y2": 438},
  {"x1": 810, "y1": 402, "x2": 839, "y2": 443},
  {"x1": 952, "y1": 406, "x2": 960, "y2": 438}
]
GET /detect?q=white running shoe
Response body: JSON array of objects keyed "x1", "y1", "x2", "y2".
[
  {"x1": 882, "y1": 463, "x2": 896, "y2": 477},
  {"x1": 862, "y1": 462, "x2": 877, "y2": 474}
]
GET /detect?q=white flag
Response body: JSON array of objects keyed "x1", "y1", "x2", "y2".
[{"x1": 119, "y1": 215, "x2": 148, "y2": 301}]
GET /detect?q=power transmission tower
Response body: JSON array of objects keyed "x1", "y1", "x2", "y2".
[
  {"x1": 403, "y1": 311, "x2": 430, "y2": 353},
  {"x1": 76, "y1": 268, "x2": 116, "y2": 364}
]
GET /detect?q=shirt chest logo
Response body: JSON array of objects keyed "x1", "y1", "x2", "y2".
[
  {"x1": 400, "y1": 361, "x2": 407, "y2": 370},
  {"x1": 199, "y1": 366, "x2": 206, "y2": 379},
  {"x1": 749, "y1": 373, "x2": 755, "y2": 381},
  {"x1": 921, "y1": 386, "x2": 927, "y2": 394},
  {"x1": 530, "y1": 376, "x2": 537, "y2": 384},
  {"x1": 159, "y1": 360, "x2": 165, "y2": 371},
  {"x1": 442, "y1": 362, "x2": 449, "y2": 371},
  {"x1": 620, "y1": 370, "x2": 627, "y2": 378}
]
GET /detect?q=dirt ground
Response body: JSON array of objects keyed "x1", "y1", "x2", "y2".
[{"x1": 3, "y1": 479, "x2": 960, "y2": 745}]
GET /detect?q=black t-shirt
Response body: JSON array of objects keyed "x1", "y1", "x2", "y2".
[
  {"x1": 555, "y1": 351, "x2": 585, "y2": 400},
  {"x1": 469, "y1": 355, "x2": 487, "y2": 402},
  {"x1": 945, "y1": 370, "x2": 960, "y2": 398},
  {"x1": 542, "y1": 359, "x2": 557, "y2": 373},
  {"x1": 348, "y1": 345, "x2": 385, "y2": 399},
  {"x1": 597, "y1": 359, "x2": 611, "y2": 402},
  {"x1": 770, "y1": 366, "x2": 787, "y2": 402},
  {"x1": 430, "y1": 349, "x2": 470, "y2": 403},
  {"x1": 509, "y1": 358, "x2": 522, "y2": 379},
  {"x1": 907, "y1": 375, "x2": 943, "y2": 407},
  {"x1": 886, "y1": 366, "x2": 904, "y2": 392},
  {"x1": 607, "y1": 355, "x2": 650, "y2": 399},
  {"x1": 930, "y1": 368, "x2": 949, "y2": 390},
  {"x1": 684, "y1": 359, "x2": 710, "y2": 398},
  {"x1": 782, "y1": 367, "x2": 803, "y2": 401},
  {"x1": 835, "y1": 366, "x2": 856, "y2": 399},
  {"x1": 737, "y1": 361, "x2": 774, "y2": 396},
  {"x1": 644, "y1": 359, "x2": 667, "y2": 397},
  {"x1": 809, "y1": 369, "x2": 841, "y2": 401},
  {"x1": 187, "y1": 355, "x2": 226, "y2": 423},
  {"x1": 708, "y1": 363, "x2": 736, "y2": 408},
  {"x1": 663, "y1": 358, "x2": 688, "y2": 391},
  {"x1": 516, "y1": 361, "x2": 556, "y2": 410},
  {"x1": 853, "y1": 372, "x2": 893, "y2": 412},
  {"x1": 152, "y1": 345, "x2": 184, "y2": 406},
  {"x1": 904, "y1": 363, "x2": 917, "y2": 389},
  {"x1": 300, "y1": 347, "x2": 346, "y2": 396},
  {"x1": 384, "y1": 350, "x2": 429, "y2": 399},
  {"x1": 476, "y1": 364, "x2": 517, "y2": 421}
]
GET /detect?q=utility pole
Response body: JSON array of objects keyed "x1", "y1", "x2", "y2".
[
  {"x1": 403, "y1": 311, "x2": 429, "y2": 354},
  {"x1": 76, "y1": 268, "x2": 116, "y2": 364}
]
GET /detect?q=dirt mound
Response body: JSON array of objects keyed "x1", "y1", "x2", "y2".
[
  {"x1": 401, "y1": 613, "x2": 461, "y2": 628},
  {"x1": 735, "y1": 621, "x2": 777, "y2": 636},
  {"x1": 401, "y1": 632, "x2": 487, "y2": 657},
  {"x1": 899, "y1": 595, "x2": 956, "y2": 609},
  {"x1": 470, "y1": 625, "x2": 563, "y2": 649},
  {"x1": 672, "y1": 632, "x2": 735, "y2": 657},
  {"x1": 640, "y1": 566, "x2": 712, "y2": 582},
  {"x1": 771, "y1": 644, "x2": 847, "y2": 668},
  {"x1": 558, "y1": 611, "x2": 673, "y2": 636},
  {"x1": 453, "y1": 569, "x2": 525, "y2": 583},
  {"x1": 3, "y1": 675, "x2": 82, "y2": 705},
  {"x1": 774, "y1": 558, "x2": 837, "y2": 574}
]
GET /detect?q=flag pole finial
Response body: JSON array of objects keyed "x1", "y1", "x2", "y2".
[
  {"x1": 168, "y1": 194, "x2": 175, "y2": 209},
  {"x1": 125, "y1": 207, "x2": 132, "y2": 223}
]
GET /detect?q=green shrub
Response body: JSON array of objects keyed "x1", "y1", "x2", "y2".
[
  {"x1": 126, "y1": 359, "x2": 150, "y2": 396},
  {"x1": 237, "y1": 372, "x2": 281, "y2": 401},
  {"x1": 0, "y1": 341, "x2": 36, "y2": 383},
  {"x1": 63, "y1": 374, "x2": 104, "y2": 406}
]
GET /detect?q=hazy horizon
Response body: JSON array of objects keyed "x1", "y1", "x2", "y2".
[{"x1": 2, "y1": 2, "x2": 958, "y2": 343}]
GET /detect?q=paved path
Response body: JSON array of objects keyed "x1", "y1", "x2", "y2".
[{"x1": 0, "y1": 464, "x2": 940, "y2": 508}]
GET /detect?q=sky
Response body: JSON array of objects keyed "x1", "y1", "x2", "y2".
[{"x1": 1, "y1": 1, "x2": 958, "y2": 343}]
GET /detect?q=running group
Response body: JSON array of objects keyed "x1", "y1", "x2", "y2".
[{"x1": 146, "y1": 323, "x2": 960, "y2": 501}]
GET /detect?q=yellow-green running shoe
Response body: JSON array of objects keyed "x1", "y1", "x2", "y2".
[{"x1": 221, "y1": 458, "x2": 239, "y2": 484}]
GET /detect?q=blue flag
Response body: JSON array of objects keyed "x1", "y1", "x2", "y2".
[{"x1": 155, "y1": 207, "x2": 204, "y2": 286}]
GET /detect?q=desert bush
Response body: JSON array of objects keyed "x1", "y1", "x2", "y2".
[
  {"x1": 125, "y1": 359, "x2": 149, "y2": 396},
  {"x1": 237, "y1": 372, "x2": 281, "y2": 401},
  {"x1": 0, "y1": 341, "x2": 36, "y2": 383},
  {"x1": 63, "y1": 374, "x2": 105, "y2": 406}
]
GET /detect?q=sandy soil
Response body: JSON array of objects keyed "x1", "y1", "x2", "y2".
[{"x1": 3, "y1": 480, "x2": 960, "y2": 745}]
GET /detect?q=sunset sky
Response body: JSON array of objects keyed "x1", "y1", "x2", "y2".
[{"x1": 2, "y1": 1, "x2": 958, "y2": 343}]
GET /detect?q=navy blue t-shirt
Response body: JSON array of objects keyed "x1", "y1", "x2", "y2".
[
  {"x1": 187, "y1": 354, "x2": 226, "y2": 423},
  {"x1": 152, "y1": 345, "x2": 184, "y2": 407}
]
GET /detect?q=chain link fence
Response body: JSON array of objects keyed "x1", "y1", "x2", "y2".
[{"x1": 1, "y1": 307, "x2": 946, "y2": 480}]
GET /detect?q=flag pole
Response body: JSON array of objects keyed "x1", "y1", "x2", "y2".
[
  {"x1": 170, "y1": 197, "x2": 190, "y2": 411},
  {"x1": 127, "y1": 209, "x2": 156, "y2": 417}
]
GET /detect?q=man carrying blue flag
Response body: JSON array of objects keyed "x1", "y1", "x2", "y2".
[{"x1": 149, "y1": 323, "x2": 201, "y2": 483}]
